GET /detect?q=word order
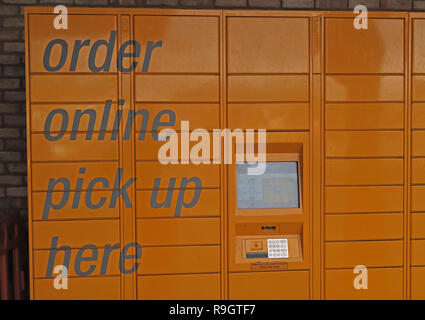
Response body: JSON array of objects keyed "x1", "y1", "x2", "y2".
[
  {"x1": 43, "y1": 30, "x2": 162, "y2": 72},
  {"x1": 42, "y1": 168, "x2": 201, "y2": 220},
  {"x1": 46, "y1": 237, "x2": 141, "y2": 277}
]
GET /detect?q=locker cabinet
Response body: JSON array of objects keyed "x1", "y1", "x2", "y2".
[{"x1": 24, "y1": 7, "x2": 424, "y2": 299}]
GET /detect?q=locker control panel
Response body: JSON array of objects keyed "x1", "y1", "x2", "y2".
[{"x1": 244, "y1": 239, "x2": 289, "y2": 259}]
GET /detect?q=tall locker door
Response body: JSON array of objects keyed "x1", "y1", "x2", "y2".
[
  {"x1": 324, "y1": 13, "x2": 406, "y2": 299},
  {"x1": 27, "y1": 13, "x2": 121, "y2": 299},
  {"x1": 226, "y1": 12, "x2": 311, "y2": 300},
  {"x1": 133, "y1": 12, "x2": 222, "y2": 300}
]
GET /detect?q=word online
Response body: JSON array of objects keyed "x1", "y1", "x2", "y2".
[{"x1": 42, "y1": 99, "x2": 267, "y2": 170}]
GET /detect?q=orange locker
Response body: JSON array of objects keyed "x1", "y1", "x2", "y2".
[
  {"x1": 324, "y1": 12, "x2": 407, "y2": 300},
  {"x1": 24, "y1": 7, "x2": 424, "y2": 300}
]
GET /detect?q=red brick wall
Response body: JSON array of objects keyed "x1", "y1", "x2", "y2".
[{"x1": 0, "y1": 0, "x2": 422, "y2": 218}]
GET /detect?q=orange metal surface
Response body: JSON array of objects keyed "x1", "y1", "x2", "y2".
[
  {"x1": 133, "y1": 16, "x2": 219, "y2": 73},
  {"x1": 31, "y1": 133, "x2": 119, "y2": 161},
  {"x1": 325, "y1": 214, "x2": 403, "y2": 241},
  {"x1": 325, "y1": 75, "x2": 404, "y2": 102},
  {"x1": 138, "y1": 246, "x2": 220, "y2": 275},
  {"x1": 227, "y1": 17, "x2": 309, "y2": 73},
  {"x1": 412, "y1": 213, "x2": 425, "y2": 237},
  {"x1": 32, "y1": 220, "x2": 120, "y2": 249},
  {"x1": 325, "y1": 159, "x2": 403, "y2": 185},
  {"x1": 31, "y1": 104, "x2": 119, "y2": 133},
  {"x1": 28, "y1": 14, "x2": 118, "y2": 73},
  {"x1": 34, "y1": 277, "x2": 121, "y2": 300},
  {"x1": 412, "y1": 267, "x2": 425, "y2": 299},
  {"x1": 136, "y1": 189, "x2": 220, "y2": 218},
  {"x1": 135, "y1": 104, "x2": 220, "y2": 131},
  {"x1": 326, "y1": 131, "x2": 404, "y2": 157},
  {"x1": 325, "y1": 268, "x2": 403, "y2": 300},
  {"x1": 325, "y1": 241, "x2": 404, "y2": 268},
  {"x1": 137, "y1": 274, "x2": 220, "y2": 300},
  {"x1": 325, "y1": 186, "x2": 403, "y2": 213},
  {"x1": 412, "y1": 240, "x2": 425, "y2": 265},
  {"x1": 135, "y1": 75, "x2": 219, "y2": 102},
  {"x1": 326, "y1": 103, "x2": 404, "y2": 130},
  {"x1": 135, "y1": 162, "x2": 220, "y2": 189},
  {"x1": 228, "y1": 103, "x2": 310, "y2": 130},
  {"x1": 135, "y1": 133, "x2": 215, "y2": 161},
  {"x1": 30, "y1": 75, "x2": 118, "y2": 102},
  {"x1": 228, "y1": 75, "x2": 309, "y2": 102},
  {"x1": 228, "y1": 271, "x2": 310, "y2": 300},
  {"x1": 325, "y1": 18, "x2": 404, "y2": 74},
  {"x1": 32, "y1": 191, "x2": 119, "y2": 220},
  {"x1": 24, "y1": 7, "x2": 425, "y2": 299},
  {"x1": 33, "y1": 248, "x2": 122, "y2": 278},
  {"x1": 31, "y1": 162, "x2": 118, "y2": 191},
  {"x1": 137, "y1": 218, "x2": 220, "y2": 246}
]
